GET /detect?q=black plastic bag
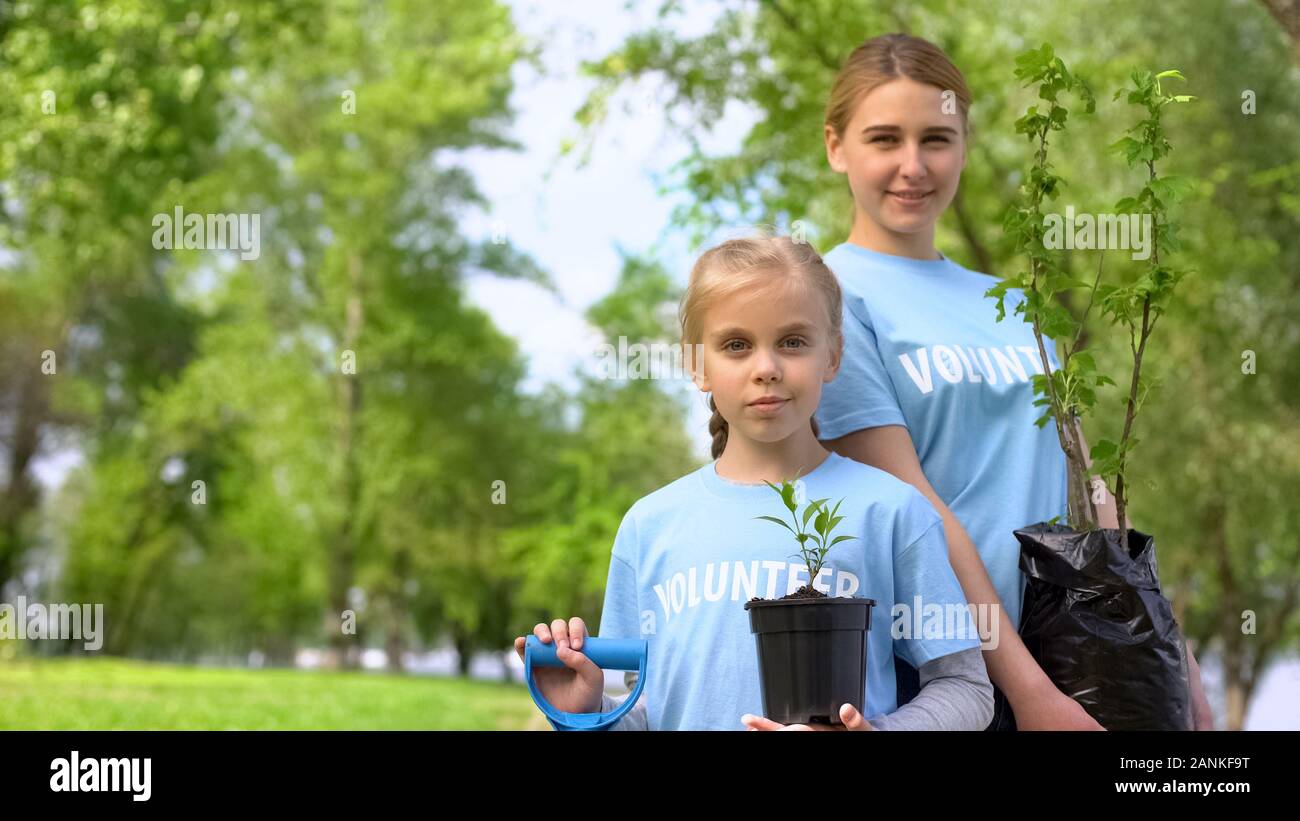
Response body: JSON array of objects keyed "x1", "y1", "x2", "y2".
[{"x1": 998, "y1": 522, "x2": 1192, "y2": 730}]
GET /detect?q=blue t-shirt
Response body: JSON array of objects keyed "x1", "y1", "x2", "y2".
[
  {"x1": 596, "y1": 450, "x2": 979, "y2": 731},
  {"x1": 813, "y1": 242, "x2": 1069, "y2": 630}
]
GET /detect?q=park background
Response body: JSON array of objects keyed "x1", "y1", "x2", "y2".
[{"x1": 1, "y1": 0, "x2": 1297, "y2": 730}]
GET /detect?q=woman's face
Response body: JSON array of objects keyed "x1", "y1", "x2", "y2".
[
  {"x1": 825, "y1": 76, "x2": 967, "y2": 238},
  {"x1": 691, "y1": 281, "x2": 841, "y2": 448}
]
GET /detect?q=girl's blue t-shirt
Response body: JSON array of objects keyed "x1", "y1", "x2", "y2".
[
  {"x1": 813, "y1": 242, "x2": 1069, "y2": 631},
  {"x1": 596, "y1": 450, "x2": 979, "y2": 731}
]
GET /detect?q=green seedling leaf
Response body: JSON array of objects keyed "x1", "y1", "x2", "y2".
[
  {"x1": 754, "y1": 515, "x2": 794, "y2": 533},
  {"x1": 802, "y1": 498, "x2": 829, "y2": 528}
]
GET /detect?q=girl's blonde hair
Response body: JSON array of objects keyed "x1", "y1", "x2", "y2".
[
  {"x1": 824, "y1": 33, "x2": 972, "y2": 138},
  {"x1": 679, "y1": 233, "x2": 844, "y2": 460}
]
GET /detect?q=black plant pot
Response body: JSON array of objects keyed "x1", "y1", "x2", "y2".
[
  {"x1": 744, "y1": 596, "x2": 876, "y2": 725},
  {"x1": 1006, "y1": 522, "x2": 1192, "y2": 731}
]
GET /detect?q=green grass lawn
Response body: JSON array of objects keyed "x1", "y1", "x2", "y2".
[{"x1": 0, "y1": 656, "x2": 549, "y2": 730}]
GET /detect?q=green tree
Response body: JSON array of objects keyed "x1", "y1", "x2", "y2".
[
  {"x1": 0, "y1": 0, "x2": 331, "y2": 597},
  {"x1": 32, "y1": 0, "x2": 544, "y2": 673}
]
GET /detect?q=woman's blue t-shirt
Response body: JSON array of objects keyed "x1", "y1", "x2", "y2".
[{"x1": 813, "y1": 242, "x2": 1070, "y2": 630}]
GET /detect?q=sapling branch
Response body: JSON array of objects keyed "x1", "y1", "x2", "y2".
[
  {"x1": 1107, "y1": 68, "x2": 1194, "y2": 554},
  {"x1": 991, "y1": 44, "x2": 1101, "y2": 531},
  {"x1": 1068, "y1": 252, "x2": 1105, "y2": 361},
  {"x1": 1029, "y1": 117, "x2": 1086, "y2": 524}
]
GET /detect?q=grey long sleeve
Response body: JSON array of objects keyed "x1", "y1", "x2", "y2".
[
  {"x1": 867, "y1": 646, "x2": 994, "y2": 731},
  {"x1": 595, "y1": 648, "x2": 992, "y2": 731},
  {"x1": 598, "y1": 670, "x2": 648, "y2": 731}
]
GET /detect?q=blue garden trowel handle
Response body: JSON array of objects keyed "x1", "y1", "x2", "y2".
[{"x1": 524, "y1": 635, "x2": 648, "y2": 732}]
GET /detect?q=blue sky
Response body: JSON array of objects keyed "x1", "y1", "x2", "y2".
[{"x1": 459, "y1": 0, "x2": 758, "y2": 462}]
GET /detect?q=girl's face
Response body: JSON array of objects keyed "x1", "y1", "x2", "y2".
[
  {"x1": 691, "y1": 280, "x2": 841, "y2": 448},
  {"x1": 824, "y1": 76, "x2": 967, "y2": 239}
]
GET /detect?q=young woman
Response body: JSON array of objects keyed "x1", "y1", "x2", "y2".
[{"x1": 812, "y1": 33, "x2": 1213, "y2": 730}]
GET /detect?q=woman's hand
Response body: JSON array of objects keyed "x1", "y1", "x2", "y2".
[
  {"x1": 741, "y1": 703, "x2": 874, "y2": 731},
  {"x1": 1012, "y1": 683, "x2": 1105, "y2": 730},
  {"x1": 1186, "y1": 643, "x2": 1215, "y2": 730}
]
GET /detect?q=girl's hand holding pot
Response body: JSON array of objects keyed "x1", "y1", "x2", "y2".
[{"x1": 741, "y1": 703, "x2": 874, "y2": 731}]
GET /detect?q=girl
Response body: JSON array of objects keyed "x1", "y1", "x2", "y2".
[
  {"x1": 514, "y1": 234, "x2": 994, "y2": 731},
  {"x1": 811, "y1": 33, "x2": 1213, "y2": 729}
]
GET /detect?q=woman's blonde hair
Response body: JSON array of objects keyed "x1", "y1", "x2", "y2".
[
  {"x1": 679, "y1": 233, "x2": 844, "y2": 460},
  {"x1": 824, "y1": 32, "x2": 972, "y2": 138}
]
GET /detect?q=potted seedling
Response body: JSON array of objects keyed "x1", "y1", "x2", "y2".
[
  {"x1": 743, "y1": 477, "x2": 874, "y2": 726},
  {"x1": 986, "y1": 44, "x2": 1196, "y2": 729}
]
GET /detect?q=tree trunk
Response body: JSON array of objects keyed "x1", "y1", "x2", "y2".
[
  {"x1": 0, "y1": 341, "x2": 47, "y2": 593},
  {"x1": 384, "y1": 560, "x2": 409, "y2": 674},
  {"x1": 1211, "y1": 498, "x2": 1251, "y2": 730},
  {"x1": 265, "y1": 634, "x2": 297, "y2": 667},
  {"x1": 1221, "y1": 604, "x2": 1249, "y2": 730},
  {"x1": 454, "y1": 629, "x2": 474, "y2": 678},
  {"x1": 1224, "y1": 677, "x2": 1248, "y2": 731},
  {"x1": 950, "y1": 185, "x2": 993, "y2": 276},
  {"x1": 385, "y1": 620, "x2": 406, "y2": 673},
  {"x1": 1260, "y1": 0, "x2": 1300, "y2": 63},
  {"x1": 326, "y1": 252, "x2": 365, "y2": 670}
]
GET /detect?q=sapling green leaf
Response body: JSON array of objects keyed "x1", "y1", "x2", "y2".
[
  {"x1": 802, "y1": 498, "x2": 828, "y2": 528},
  {"x1": 755, "y1": 515, "x2": 795, "y2": 533},
  {"x1": 755, "y1": 477, "x2": 858, "y2": 595}
]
